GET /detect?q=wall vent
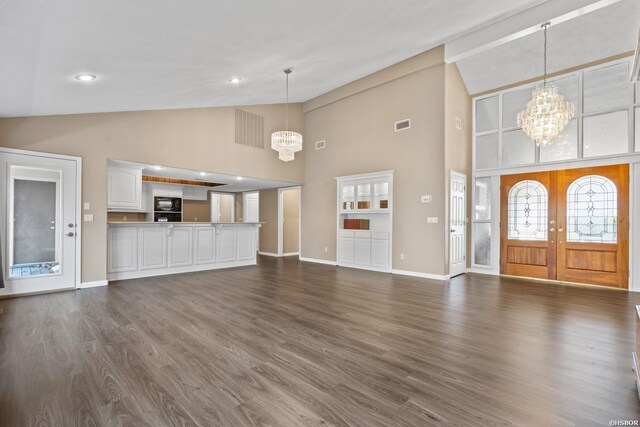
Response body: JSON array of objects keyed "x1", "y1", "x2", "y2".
[
  {"x1": 235, "y1": 108, "x2": 265, "y2": 148},
  {"x1": 395, "y1": 119, "x2": 411, "y2": 132},
  {"x1": 315, "y1": 140, "x2": 326, "y2": 150}
]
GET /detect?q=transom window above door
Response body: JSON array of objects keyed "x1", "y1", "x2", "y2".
[
  {"x1": 566, "y1": 175, "x2": 617, "y2": 243},
  {"x1": 507, "y1": 180, "x2": 548, "y2": 241}
]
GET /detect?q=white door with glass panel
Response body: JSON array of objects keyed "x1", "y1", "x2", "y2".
[
  {"x1": 449, "y1": 172, "x2": 467, "y2": 277},
  {"x1": 0, "y1": 151, "x2": 79, "y2": 295}
]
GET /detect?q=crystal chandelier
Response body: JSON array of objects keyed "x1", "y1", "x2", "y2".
[
  {"x1": 271, "y1": 68, "x2": 303, "y2": 162},
  {"x1": 517, "y1": 23, "x2": 575, "y2": 147}
]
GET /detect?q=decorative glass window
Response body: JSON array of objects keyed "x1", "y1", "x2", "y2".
[
  {"x1": 566, "y1": 175, "x2": 617, "y2": 243},
  {"x1": 507, "y1": 180, "x2": 548, "y2": 240}
]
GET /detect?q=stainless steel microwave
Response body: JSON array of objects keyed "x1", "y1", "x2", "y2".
[{"x1": 154, "y1": 196, "x2": 182, "y2": 212}]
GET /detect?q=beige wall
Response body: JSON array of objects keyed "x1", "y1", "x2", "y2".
[
  {"x1": 282, "y1": 188, "x2": 300, "y2": 254},
  {"x1": 259, "y1": 188, "x2": 278, "y2": 254},
  {"x1": 218, "y1": 194, "x2": 234, "y2": 223},
  {"x1": 183, "y1": 193, "x2": 211, "y2": 223},
  {"x1": 301, "y1": 46, "x2": 471, "y2": 277},
  {"x1": 444, "y1": 63, "x2": 472, "y2": 270},
  {"x1": 0, "y1": 103, "x2": 304, "y2": 282}
]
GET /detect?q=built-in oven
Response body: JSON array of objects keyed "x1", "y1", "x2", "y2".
[
  {"x1": 154, "y1": 212, "x2": 182, "y2": 222},
  {"x1": 154, "y1": 197, "x2": 182, "y2": 212}
]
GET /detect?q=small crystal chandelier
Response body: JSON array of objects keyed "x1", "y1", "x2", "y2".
[
  {"x1": 271, "y1": 68, "x2": 303, "y2": 162},
  {"x1": 517, "y1": 23, "x2": 575, "y2": 147}
]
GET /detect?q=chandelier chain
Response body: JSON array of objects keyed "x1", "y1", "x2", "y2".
[{"x1": 543, "y1": 22, "x2": 549, "y2": 87}]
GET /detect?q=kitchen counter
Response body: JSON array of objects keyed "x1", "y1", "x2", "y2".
[{"x1": 107, "y1": 222, "x2": 260, "y2": 281}]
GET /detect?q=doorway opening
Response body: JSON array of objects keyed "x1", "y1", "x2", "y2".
[
  {"x1": 210, "y1": 193, "x2": 236, "y2": 223},
  {"x1": 278, "y1": 187, "x2": 301, "y2": 257}
]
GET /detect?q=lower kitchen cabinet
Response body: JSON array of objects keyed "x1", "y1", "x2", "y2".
[
  {"x1": 337, "y1": 230, "x2": 390, "y2": 271},
  {"x1": 107, "y1": 223, "x2": 259, "y2": 280}
]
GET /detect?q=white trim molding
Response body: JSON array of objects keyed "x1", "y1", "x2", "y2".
[
  {"x1": 258, "y1": 251, "x2": 280, "y2": 257},
  {"x1": 299, "y1": 256, "x2": 338, "y2": 266},
  {"x1": 79, "y1": 280, "x2": 108, "y2": 289},
  {"x1": 392, "y1": 269, "x2": 450, "y2": 281}
]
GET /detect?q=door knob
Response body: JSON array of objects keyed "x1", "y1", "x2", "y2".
[
  {"x1": 450, "y1": 229, "x2": 455, "y2": 233},
  {"x1": 66, "y1": 232, "x2": 75, "y2": 237}
]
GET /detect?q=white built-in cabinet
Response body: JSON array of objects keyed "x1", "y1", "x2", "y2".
[
  {"x1": 336, "y1": 170, "x2": 393, "y2": 272},
  {"x1": 107, "y1": 165, "x2": 143, "y2": 211},
  {"x1": 182, "y1": 187, "x2": 208, "y2": 201}
]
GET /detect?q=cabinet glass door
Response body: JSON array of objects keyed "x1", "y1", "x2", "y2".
[
  {"x1": 340, "y1": 182, "x2": 356, "y2": 212},
  {"x1": 356, "y1": 181, "x2": 372, "y2": 211},
  {"x1": 373, "y1": 179, "x2": 390, "y2": 211}
]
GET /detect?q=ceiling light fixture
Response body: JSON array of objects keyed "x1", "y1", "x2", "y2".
[
  {"x1": 74, "y1": 73, "x2": 96, "y2": 82},
  {"x1": 199, "y1": 172, "x2": 207, "y2": 176},
  {"x1": 236, "y1": 176, "x2": 243, "y2": 181},
  {"x1": 229, "y1": 77, "x2": 242, "y2": 84},
  {"x1": 517, "y1": 23, "x2": 574, "y2": 147},
  {"x1": 271, "y1": 68, "x2": 303, "y2": 162}
]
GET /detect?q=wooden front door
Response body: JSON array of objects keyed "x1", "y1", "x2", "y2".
[
  {"x1": 500, "y1": 164, "x2": 629, "y2": 288},
  {"x1": 500, "y1": 171, "x2": 556, "y2": 280},
  {"x1": 556, "y1": 165, "x2": 629, "y2": 288}
]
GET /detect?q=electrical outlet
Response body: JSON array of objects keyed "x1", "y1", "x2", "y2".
[
  {"x1": 400, "y1": 253, "x2": 405, "y2": 260},
  {"x1": 324, "y1": 246, "x2": 328, "y2": 253},
  {"x1": 194, "y1": 217, "x2": 198, "y2": 222},
  {"x1": 123, "y1": 215, "x2": 127, "y2": 221}
]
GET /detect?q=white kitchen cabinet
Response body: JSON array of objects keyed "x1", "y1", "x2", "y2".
[
  {"x1": 183, "y1": 187, "x2": 208, "y2": 201},
  {"x1": 169, "y1": 226, "x2": 193, "y2": 267},
  {"x1": 108, "y1": 226, "x2": 138, "y2": 273},
  {"x1": 237, "y1": 227, "x2": 256, "y2": 261},
  {"x1": 217, "y1": 227, "x2": 237, "y2": 263},
  {"x1": 153, "y1": 185, "x2": 183, "y2": 198},
  {"x1": 107, "y1": 165, "x2": 143, "y2": 211},
  {"x1": 194, "y1": 227, "x2": 216, "y2": 264},
  {"x1": 107, "y1": 223, "x2": 259, "y2": 281},
  {"x1": 139, "y1": 226, "x2": 167, "y2": 270},
  {"x1": 336, "y1": 170, "x2": 393, "y2": 272}
]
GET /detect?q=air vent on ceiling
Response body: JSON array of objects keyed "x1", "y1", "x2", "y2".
[
  {"x1": 395, "y1": 119, "x2": 411, "y2": 132},
  {"x1": 315, "y1": 140, "x2": 326, "y2": 150},
  {"x1": 235, "y1": 108, "x2": 265, "y2": 148}
]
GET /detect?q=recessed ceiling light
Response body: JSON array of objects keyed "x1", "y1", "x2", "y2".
[
  {"x1": 236, "y1": 176, "x2": 243, "y2": 181},
  {"x1": 199, "y1": 172, "x2": 207, "y2": 176},
  {"x1": 74, "y1": 73, "x2": 96, "y2": 82},
  {"x1": 153, "y1": 165, "x2": 162, "y2": 170},
  {"x1": 228, "y1": 77, "x2": 242, "y2": 84}
]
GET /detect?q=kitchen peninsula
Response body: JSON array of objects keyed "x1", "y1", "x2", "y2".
[
  {"x1": 106, "y1": 160, "x2": 265, "y2": 281},
  {"x1": 107, "y1": 221, "x2": 261, "y2": 281}
]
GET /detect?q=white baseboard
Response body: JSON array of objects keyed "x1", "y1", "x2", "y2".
[
  {"x1": 78, "y1": 280, "x2": 108, "y2": 289},
  {"x1": 282, "y1": 252, "x2": 300, "y2": 257},
  {"x1": 299, "y1": 256, "x2": 338, "y2": 266},
  {"x1": 258, "y1": 251, "x2": 280, "y2": 257},
  {"x1": 466, "y1": 268, "x2": 499, "y2": 276},
  {"x1": 391, "y1": 269, "x2": 449, "y2": 281}
]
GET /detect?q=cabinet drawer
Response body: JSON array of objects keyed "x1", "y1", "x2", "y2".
[
  {"x1": 339, "y1": 230, "x2": 355, "y2": 238},
  {"x1": 353, "y1": 230, "x2": 371, "y2": 238},
  {"x1": 371, "y1": 232, "x2": 389, "y2": 240}
]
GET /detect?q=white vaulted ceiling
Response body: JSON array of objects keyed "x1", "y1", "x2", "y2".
[{"x1": 0, "y1": 0, "x2": 548, "y2": 117}]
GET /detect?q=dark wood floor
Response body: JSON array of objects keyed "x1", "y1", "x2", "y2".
[{"x1": 1, "y1": 256, "x2": 640, "y2": 426}]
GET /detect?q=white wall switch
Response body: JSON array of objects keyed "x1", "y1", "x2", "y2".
[
  {"x1": 324, "y1": 246, "x2": 328, "y2": 253},
  {"x1": 400, "y1": 253, "x2": 405, "y2": 260},
  {"x1": 83, "y1": 214, "x2": 94, "y2": 222},
  {"x1": 427, "y1": 217, "x2": 439, "y2": 223},
  {"x1": 421, "y1": 195, "x2": 432, "y2": 204},
  {"x1": 83, "y1": 202, "x2": 91, "y2": 211}
]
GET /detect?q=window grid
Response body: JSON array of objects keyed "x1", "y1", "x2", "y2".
[{"x1": 472, "y1": 58, "x2": 639, "y2": 172}]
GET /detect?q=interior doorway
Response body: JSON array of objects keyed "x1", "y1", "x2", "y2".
[
  {"x1": 243, "y1": 192, "x2": 259, "y2": 250},
  {"x1": 0, "y1": 149, "x2": 81, "y2": 295},
  {"x1": 278, "y1": 187, "x2": 301, "y2": 256},
  {"x1": 500, "y1": 164, "x2": 629, "y2": 288},
  {"x1": 210, "y1": 193, "x2": 235, "y2": 223}
]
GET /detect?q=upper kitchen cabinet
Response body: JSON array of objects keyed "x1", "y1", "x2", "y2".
[{"x1": 107, "y1": 165, "x2": 143, "y2": 211}]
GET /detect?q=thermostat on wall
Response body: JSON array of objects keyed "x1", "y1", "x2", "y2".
[{"x1": 421, "y1": 195, "x2": 432, "y2": 203}]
